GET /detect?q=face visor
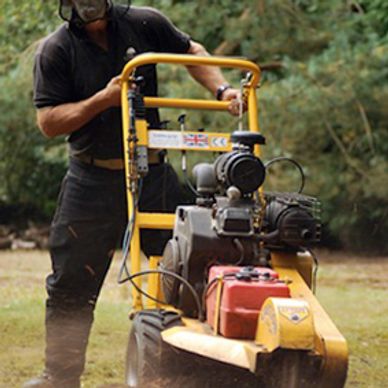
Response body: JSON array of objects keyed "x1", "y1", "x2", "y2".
[
  {"x1": 59, "y1": 0, "x2": 112, "y2": 25},
  {"x1": 73, "y1": 0, "x2": 108, "y2": 23}
]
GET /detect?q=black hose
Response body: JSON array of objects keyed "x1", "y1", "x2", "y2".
[
  {"x1": 253, "y1": 230, "x2": 280, "y2": 243},
  {"x1": 117, "y1": 204, "x2": 136, "y2": 284},
  {"x1": 182, "y1": 151, "x2": 200, "y2": 198},
  {"x1": 117, "y1": 179, "x2": 142, "y2": 285},
  {"x1": 128, "y1": 277, "x2": 167, "y2": 306},
  {"x1": 265, "y1": 156, "x2": 306, "y2": 194},
  {"x1": 122, "y1": 269, "x2": 204, "y2": 321}
]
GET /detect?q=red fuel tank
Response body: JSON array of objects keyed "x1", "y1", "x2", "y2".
[{"x1": 206, "y1": 266, "x2": 290, "y2": 339}]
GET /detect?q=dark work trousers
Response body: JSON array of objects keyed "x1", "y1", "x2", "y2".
[{"x1": 45, "y1": 158, "x2": 181, "y2": 384}]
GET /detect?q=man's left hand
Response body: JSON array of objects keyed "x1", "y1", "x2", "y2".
[{"x1": 221, "y1": 88, "x2": 247, "y2": 116}]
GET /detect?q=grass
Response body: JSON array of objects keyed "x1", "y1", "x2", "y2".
[
  {"x1": 0, "y1": 250, "x2": 387, "y2": 387},
  {"x1": 315, "y1": 252, "x2": 388, "y2": 387},
  {"x1": 0, "y1": 251, "x2": 130, "y2": 388}
]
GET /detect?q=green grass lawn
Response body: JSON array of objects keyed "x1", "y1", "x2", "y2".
[{"x1": 0, "y1": 250, "x2": 387, "y2": 387}]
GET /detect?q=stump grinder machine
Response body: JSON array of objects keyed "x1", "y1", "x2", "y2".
[{"x1": 118, "y1": 53, "x2": 348, "y2": 387}]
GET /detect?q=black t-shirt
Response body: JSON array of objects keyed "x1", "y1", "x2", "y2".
[{"x1": 33, "y1": 5, "x2": 191, "y2": 159}]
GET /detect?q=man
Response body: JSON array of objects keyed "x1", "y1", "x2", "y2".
[{"x1": 25, "y1": 1, "x2": 241, "y2": 387}]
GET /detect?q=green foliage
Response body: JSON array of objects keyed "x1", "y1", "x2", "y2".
[
  {"x1": 143, "y1": 0, "x2": 388, "y2": 252},
  {"x1": 0, "y1": 0, "x2": 58, "y2": 74},
  {"x1": 257, "y1": 2, "x2": 388, "y2": 252},
  {"x1": 0, "y1": 0, "x2": 387, "y2": 251},
  {"x1": 0, "y1": 43, "x2": 67, "y2": 219},
  {"x1": 0, "y1": 1, "x2": 65, "y2": 219},
  {"x1": 261, "y1": 41, "x2": 388, "y2": 251}
]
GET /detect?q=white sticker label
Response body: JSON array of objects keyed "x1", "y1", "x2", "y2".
[
  {"x1": 148, "y1": 131, "x2": 182, "y2": 148},
  {"x1": 148, "y1": 131, "x2": 228, "y2": 150}
]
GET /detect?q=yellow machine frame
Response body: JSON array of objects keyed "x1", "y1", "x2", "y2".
[
  {"x1": 120, "y1": 53, "x2": 348, "y2": 387},
  {"x1": 120, "y1": 53, "x2": 262, "y2": 311}
]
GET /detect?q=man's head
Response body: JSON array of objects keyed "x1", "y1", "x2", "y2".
[{"x1": 59, "y1": 0, "x2": 111, "y2": 25}]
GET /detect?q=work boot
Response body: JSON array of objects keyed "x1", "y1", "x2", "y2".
[
  {"x1": 22, "y1": 373, "x2": 52, "y2": 388},
  {"x1": 46, "y1": 302, "x2": 94, "y2": 383},
  {"x1": 22, "y1": 372, "x2": 80, "y2": 388},
  {"x1": 24, "y1": 301, "x2": 94, "y2": 388}
]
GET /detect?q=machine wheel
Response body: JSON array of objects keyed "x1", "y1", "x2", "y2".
[{"x1": 125, "y1": 309, "x2": 183, "y2": 388}]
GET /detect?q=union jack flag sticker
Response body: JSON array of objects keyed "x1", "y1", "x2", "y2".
[{"x1": 183, "y1": 133, "x2": 209, "y2": 148}]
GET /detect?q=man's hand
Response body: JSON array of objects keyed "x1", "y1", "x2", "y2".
[
  {"x1": 186, "y1": 41, "x2": 247, "y2": 117},
  {"x1": 104, "y1": 76, "x2": 122, "y2": 107},
  {"x1": 221, "y1": 88, "x2": 247, "y2": 117},
  {"x1": 37, "y1": 75, "x2": 124, "y2": 138}
]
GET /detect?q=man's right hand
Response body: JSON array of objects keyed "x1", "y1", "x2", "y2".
[
  {"x1": 104, "y1": 76, "x2": 122, "y2": 107},
  {"x1": 37, "y1": 76, "x2": 125, "y2": 138},
  {"x1": 37, "y1": 75, "x2": 135, "y2": 138}
]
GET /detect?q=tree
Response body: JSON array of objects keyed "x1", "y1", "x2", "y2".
[{"x1": 0, "y1": 0, "x2": 386, "y2": 252}]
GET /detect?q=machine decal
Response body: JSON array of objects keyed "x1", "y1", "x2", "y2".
[
  {"x1": 279, "y1": 306, "x2": 309, "y2": 324},
  {"x1": 210, "y1": 136, "x2": 228, "y2": 148},
  {"x1": 148, "y1": 131, "x2": 182, "y2": 148},
  {"x1": 183, "y1": 133, "x2": 209, "y2": 148},
  {"x1": 261, "y1": 304, "x2": 277, "y2": 335}
]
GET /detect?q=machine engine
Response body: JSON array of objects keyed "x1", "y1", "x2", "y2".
[{"x1": 161, "y1": 131, "x2": 321, "y2": 317}]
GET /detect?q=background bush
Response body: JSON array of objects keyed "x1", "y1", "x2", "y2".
[{"x1": 0, "y1": 0, "x2": 386, "y2": 252}]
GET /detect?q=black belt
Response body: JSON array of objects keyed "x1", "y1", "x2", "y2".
[
  {"x1": 72, "y1": 150, "x2": 165, "y2": 170},
  {"x1": 73, "y1": 154, "x2": 125, "y2": 170}
]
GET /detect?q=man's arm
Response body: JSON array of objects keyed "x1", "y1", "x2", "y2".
[
  {"x1": 186, "y1": 41, "x2": 242, "y2": 115},
  {"x1": 37, "y1": 76, "x2": 121, "y2": 138},
  {"x1": 38, "y1": 41, "x2": 242, "y2": 138}
]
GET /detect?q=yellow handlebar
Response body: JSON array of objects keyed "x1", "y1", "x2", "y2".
[
  {"x1": 120, "y1": 52, "x2": 261, "y2": 87},
  {"x1": 120, "y1": 53, "x2": 261, "y2": 133}
]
